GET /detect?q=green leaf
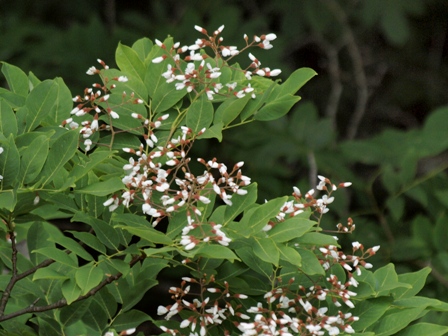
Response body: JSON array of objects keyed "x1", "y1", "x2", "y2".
[
  {"x1": 75, "y1": 176, "x2": 124, "y2": 197},
  {"x1": 0, "y1": 99, "x2": 18, "y2": 137},
  {"x1": 62, "y1": 277, "x2": 82, "y2": 305},
  {"x1": 0, "y1": 190, "x2": 17, "y2": 211},
  {"x1": 32, "y1": 247, "x2": 77, "y2": 268},
  {"x1": 115, "y1": 225, "x2": 172, "y2": 245},
  {"x1": 112, "y1": 213, "x2": 173, "y2": 244},
  {"x1": 235, "y1": 246, "x2": 273, "y2": 279},
  {"x1": 214, "y1": 95, "x2": 251, "y2": 126},
  {"x1": 277, "y1": 67, "x2": 317, "y2": 98},
  {"x1": 47, "y1": 235, "x2": 93, "y2": 262},
  {"x1": 0, "y1": 133, "x2": 20, "y2": 188},
  {"x1": 231, "y1": 196, "x2": 287, "y2": 237},
  {"x1": 69, "y1": 231, "x2": 106, "y2": 255},
  {"x1": 186, "y1": 95, "x2": 214, "y2": 133},
  {"x1": 351, "y1": 297, "x2": 393, "y2": 330},
  {"x1": 18, "y1": 135, "x2": 49, "y2": 185},
  {"x1": 254, "y1": 94, "x2": 301, "y2": 121},
  {"x1": 72, "y1": 212, "x2": 120, "y2": 250},
  {"x1": 59, "y1": 299, "x2": 91, "y2": 327},
  {"x1": 374, "y1": 263, "x2": 411, "y2": 296},
  {"x1": 25, "y1": 80, "x2": 58, "y2": 132},
  {"x1": 0, "y1": 87, "x2": 25, "y2": 109},
  {"x1": 37, "y1": 129, "x2": 79, "y2": 188},
  {"x1": 196, "y1": 244, "x2": 240, "y2": 261},
  {"x1": 392, "y1": 267, "x2": 431, "y2": 300},
  {"x1": 222, "y1": 183, "x2": 257, "y2": 225},
  {"x1": 197, "y1": 121, "x2": 223, "y2": 142},
  {"x1": 297, "y1": 248, "x2": 324, "y2": 275},
  {"x1": 396, "y1": 323, "x2": 448, "y2": 336},
  {"x1": 33, "y1": 267, "x2": 70, "y2": 280},
  {"x1": 250, "y1": 237, "x2": 280, "y2": 266},
  {"x1": 132, "y1": 37, "x2": 154, "y2": 62},
  {"x1": 111, "y1": 309, "x2": 151, "y2": 332},
  {"x1": 268, "y1": 217, "x2": 315, "y2": 242},
  {"x1": 116, "y1": 42, "x2": 146, "y2": 83},
  {"x1": 1, "y1": 62, "x2": 29, "y2": 96},
  {"x1": 44, "y1": 77, "x2": 73, "y2": 125},
  {"x1": 294, "y1": 232, "x2": 338, "y2": 247},
  {"x1": 146, "y1": 38, "x2": 187, "y2": 112},
  {"x1": 75, "y1": 263, "x2": 104, "y2": 295},
  {"x1": 371, "y1": 306, "x2": 426, "y2": 336},
  {"x1": 278, "y1": 244, "x2": 302, "y2": 266}
]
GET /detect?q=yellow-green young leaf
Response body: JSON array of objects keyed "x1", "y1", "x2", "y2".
[
  {"x1": 62, "y1": 278, "x2": 82, "y2": 305},
  {"x1": 32, "y1": 247, "x2": 77, "y2": 268},
  {"x1": 25, "y1": 80, "x2": 58, "y2": 132},
  {"x1": 1, "y1": 62, "x2": 29, "y2": 96},
  {"x1": 33, "y1": 268, "x2": 70, "y2": 280},
  {"x1": 0, "y1": 133, "x2": 20, "y2": 188},
  {"x1": 75, "y1": 177, "x2": 124, "y2": 197},
  {"x1": 254, "y1": 94, "x2": 301, "y2": 121},
  {"x1": 186, "y1": 95, "x2": 214, "y2": 133},
  {"x1": 251, "y1": 237, "x2": 280, "y2": 266},
  {"x1": 75, "y1": 263, "x2": 104, "y2": 295},
  {"x1": 0, "y1": 99, "x2": 18, "y2": 137},
  {"x1": 19, "y1": 135, "x2": 49, "y2": 185},
  {"x1": 196, "y1": 244, "x2": 240, "y2": 262},
  {"x1": 38, "y1": 129, "x2": 79, "y2": 188}
]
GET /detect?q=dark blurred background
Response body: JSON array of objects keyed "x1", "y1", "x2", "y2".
[{"x1": 2, "y1": 0, "x2": 448, "y2": 326}]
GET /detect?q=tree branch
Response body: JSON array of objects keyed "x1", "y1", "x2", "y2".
[
  {"x1": 324, "y1": 0, "x2": 369, "y2": 140},
  {"x1": 0, "y1": 254, "x2": 144, "y2": 322}
]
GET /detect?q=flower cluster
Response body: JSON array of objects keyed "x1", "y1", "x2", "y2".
[
  {"x1": 152, "y1": 25, "x2": 281, "y2": 100},
  {"x1": 263, "y1": 175, "x2": 352, "y2": 232},
  {"x1": 156, "y1": 271, "x2": 362, "y2": 336},
  {"x1": 61, "y1": 59, "x2": 144, "y2": 151},
  {"x1": 102, "y1": 122, "x2": 250, "y2": 250}
]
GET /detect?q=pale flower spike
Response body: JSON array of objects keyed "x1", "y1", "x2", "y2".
[{"x1": 150, "y1": 24, "x2": 280, "y2": 101}]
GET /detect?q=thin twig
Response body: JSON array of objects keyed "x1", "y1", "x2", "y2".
[
  {"x1": 317, "y1": 36, "x2": 343, "y2": 132},
  {"x1": 307, "y1": 151, "x2": 317, "y2": 189},
  {"x1": 0, "y1": 254, "x2": 144, "y2": 322}
]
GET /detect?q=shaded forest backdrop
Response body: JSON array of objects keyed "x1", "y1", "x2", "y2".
[{"x1": 2, "y1": 0, "x2": 448, "y2": 326}]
